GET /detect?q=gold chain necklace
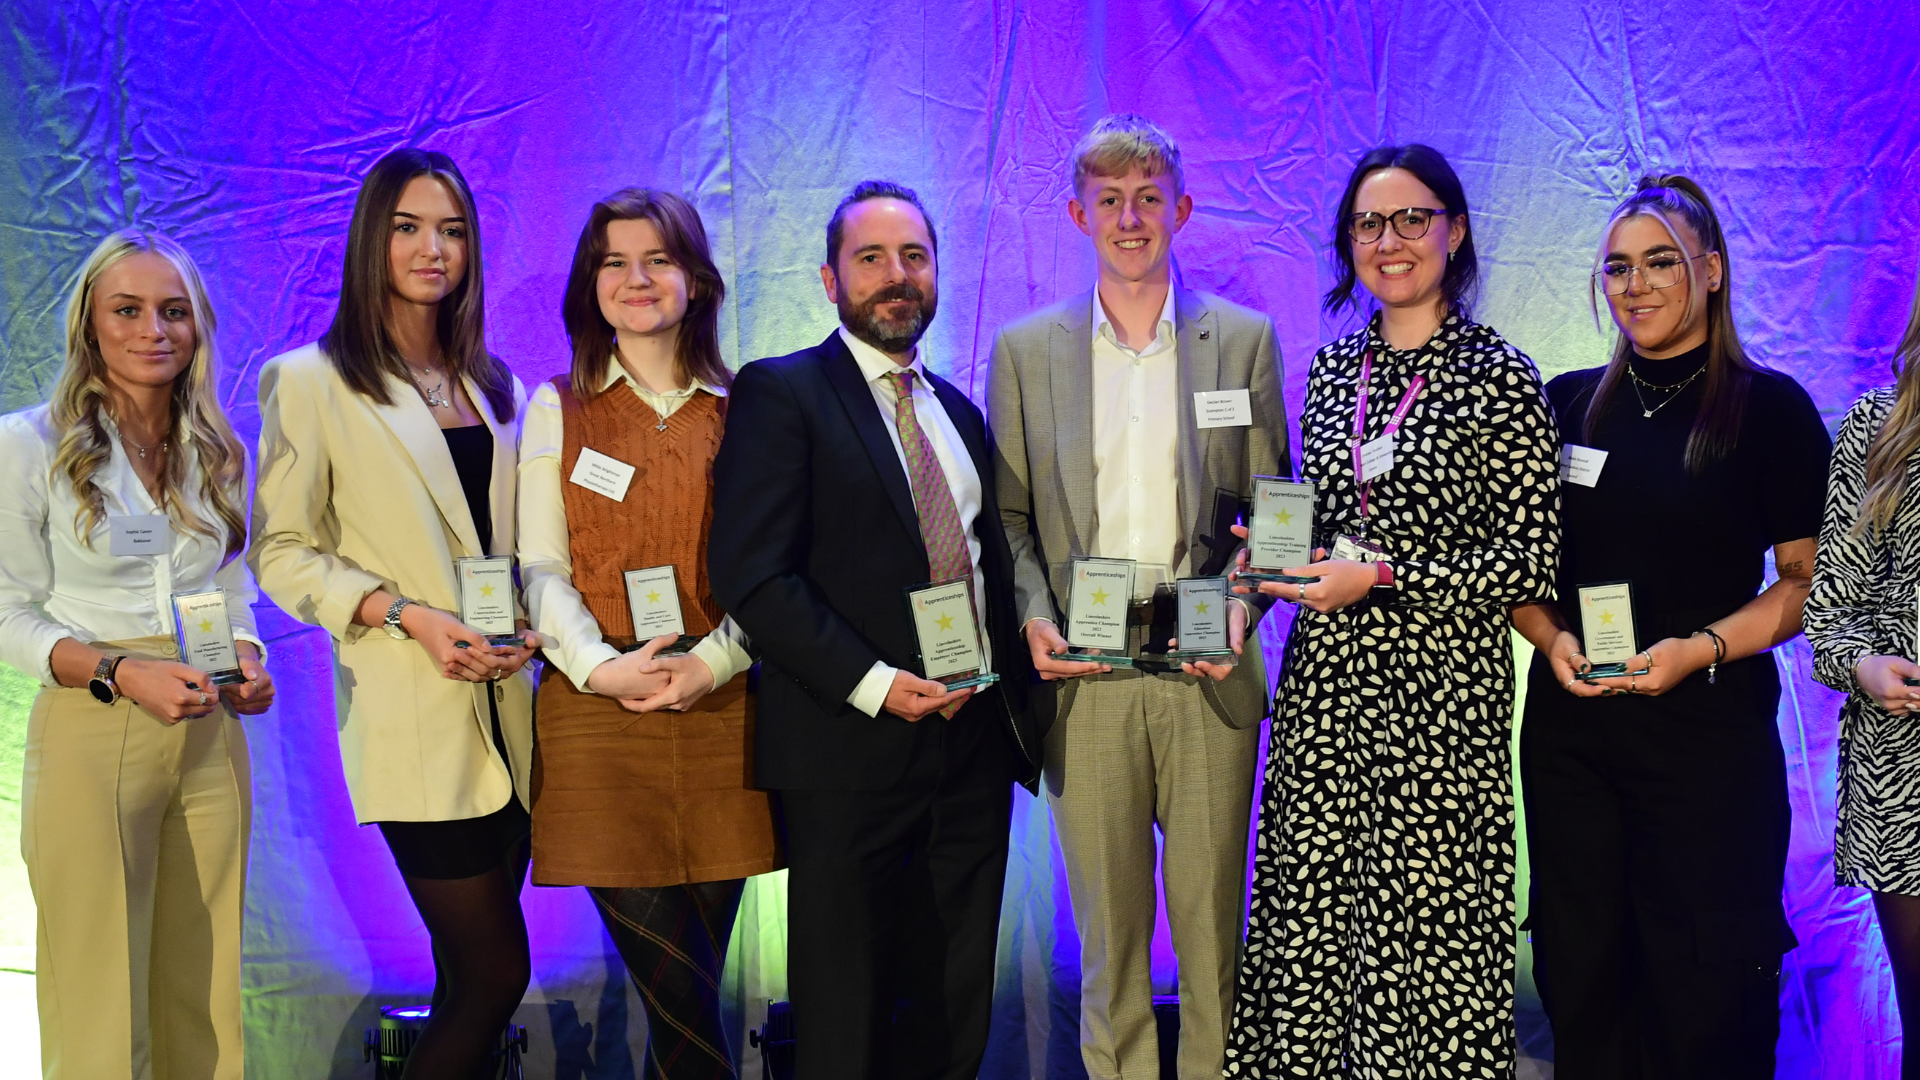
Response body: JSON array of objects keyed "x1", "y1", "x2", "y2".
[{"x1": 1627, "y1": 361, "x2": 1706, "y2": 419}]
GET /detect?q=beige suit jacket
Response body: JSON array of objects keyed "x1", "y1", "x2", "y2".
[
  {"x1": 250, "y1": 343, "x2": 533, "y2": 824},
  {"x1": 989, "y1": 287, "x2": 1290, "y2": 729}
]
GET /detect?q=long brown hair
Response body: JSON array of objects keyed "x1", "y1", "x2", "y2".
[
  {"x1": 52, "y1": 231, "x2": 249, "y2": 560},
  {"x1": 561, "y1": 188, "x2": 729, "y2": 401},
  {"x1": 320, "y1": 148, "x2": 515, "y2": 421},
  {"x1": 1580, "y1": 174, "x2": 1756, "y2": 474},
  {"x1": 1855, "y1": 263, "x2": 1920, "y2": 535}
]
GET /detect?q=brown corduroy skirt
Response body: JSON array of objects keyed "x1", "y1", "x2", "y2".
[{"x1": 530, "y1": 668, "x2": 780, "y2": 888}]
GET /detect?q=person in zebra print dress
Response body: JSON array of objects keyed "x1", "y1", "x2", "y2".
[
  {"x1": 1806, "y1": 266, "x2": 1920, "y2": 1080},
  {"x1": 1512, "y1": 176, "x2": 1830, "y2": 1077},
  {"x1": 1224, "y1": 145, "x2": 1560, "y2": 1077}
]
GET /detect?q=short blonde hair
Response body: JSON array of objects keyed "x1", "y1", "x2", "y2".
[{"x1": 1071, "y1": 114, "x2": 1183, "y2": 198}]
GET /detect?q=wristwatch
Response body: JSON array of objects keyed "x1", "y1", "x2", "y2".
[
  {"x1": 88, "y1": 655, "x2": 126, "y2": 705},
  {"x1": 384, "y1": 596, "x2": 418, "y2": 640},
  {"x1": 1368, "y1": 560, "x2": 1397, "y2": 602}
]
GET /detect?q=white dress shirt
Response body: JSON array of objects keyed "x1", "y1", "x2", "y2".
[
  {"x1": 1090, "y1": 286, "x2": 1182, "y2": 591},
  {"x1": 837, "y1": 326, "x2": 992, "y2": 716},
  {"x1": 518, "y1": 364, "x2": 752, "y2": 692},
  {"x1": 0, "y1": 405, "x2": 264, "y2": 685}
]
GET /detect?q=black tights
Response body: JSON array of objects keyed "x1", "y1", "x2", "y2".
[
  {"x1": 591, "y1": 879, "x2": 747, "y2": 1080},
  {"x1": 400, "y1": 841, "x2": 532, "y2": 1079},
  {"x1": 1880, "y1": 891, "x2": 1920, "y2": 1079}
]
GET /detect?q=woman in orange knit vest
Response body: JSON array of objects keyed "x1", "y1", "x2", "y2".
[{"x1": 517, "y1": 187, "x2": 778, "y2": 1078}]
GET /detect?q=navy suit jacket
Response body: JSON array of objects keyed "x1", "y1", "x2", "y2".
[{"x1": 708, "y1": 331, "x2": 1042, "y2": 792}]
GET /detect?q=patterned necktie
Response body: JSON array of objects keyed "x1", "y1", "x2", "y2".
[
  {"x1": 883, "y1": 369, "x2": 980, "y2": 709},
  {"x1": 883, "y1": 369, "x2": 972, "y2": 581}
]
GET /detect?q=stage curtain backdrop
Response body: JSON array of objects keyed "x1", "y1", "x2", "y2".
[{"x1": 1, "y1": 0, "x2": 1915, "y2": 1075}]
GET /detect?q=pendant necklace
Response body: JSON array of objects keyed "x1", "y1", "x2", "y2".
[
  {"x1": 1627, "y1": 361, "x2": 1706, "y2": 419},
  {"x1": 405, "y1": 359, "x2": 452, "y2": 410}
]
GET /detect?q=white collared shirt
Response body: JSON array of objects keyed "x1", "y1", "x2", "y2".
[
  {"x1": 0, "y1": 405, "x2": 264, "y2": 685},
  {"x1": 837, "y1": 326, "x2": 991, "y2": 717},
  {"x1": 1090, "y1": 285, "x2": 1182, "y2": 586},
  {"x1": 518, "y1": 363, "x2": 751, "y2": 691}
]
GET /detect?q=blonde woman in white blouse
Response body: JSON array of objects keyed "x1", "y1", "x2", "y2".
[{"x1": 0, "y1": 231, "x2": 273, "y2": 1079}]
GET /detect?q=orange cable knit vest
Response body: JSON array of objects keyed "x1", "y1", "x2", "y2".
[{"x1": 554, "y1": 378, "x2": 725, "y2": 645}]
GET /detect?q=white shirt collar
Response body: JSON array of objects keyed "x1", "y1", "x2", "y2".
[
  {"x1": 601, "y1": 357, "x2": 726, "y2": 398},
  {"x1": 839, "y1": 325, "x2": 925, "y2": 388},
  {"x1": 1092, "y1": 285, "x2": 1177, "y2": 352}
]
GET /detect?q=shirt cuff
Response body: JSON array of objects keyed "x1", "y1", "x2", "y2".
[
  {"x1": 848, "y1": 661, "x2": 896, "y2": 717},
  {"x1": 567, "y1": 640, "x2": 625, "y2": 694},
  {"x1": 235, "y1": 633, "x2": 269, "y2": 667},
  {"x1": 690, "y1": 631, "x2": 749, "y2": 689}
]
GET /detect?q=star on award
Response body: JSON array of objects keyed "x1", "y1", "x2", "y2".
[
  {"x1": 198, "y1": 617, "x2": 214, "y2": 634},
  {"x1": 1195, "y1": 601, "x2": 1210, "y2": 614},
  {"x1": 936, "y1": 612, "x2": 954, "y2": 631},
  {"x1": 1275, "y1": 509, "x2": 1293, "y2": 526},
  {"x1": 1599, "y1": 609, "x2": 1615, "y2": 625},
  {"x1": 479, "y1": 583, "x2": 496, "y2": 598},
  {"x1": 1091, "y1": 587, "x2": 1110, "y2": 606},
  {"x1": 646, "y1": 589, "x2": 662, "y2": 604}
]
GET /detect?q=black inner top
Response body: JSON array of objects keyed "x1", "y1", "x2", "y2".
[
  {"x1": 442, "y1": 424, "x2": 494, "y2": 553},
  {"x1": 1546, "y1": 343, "x2": 1831, "y2": 650}
]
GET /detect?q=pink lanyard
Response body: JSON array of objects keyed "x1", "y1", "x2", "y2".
[{"x1": 1351, "y1": 350, "x2": 1426, "y2": 525}]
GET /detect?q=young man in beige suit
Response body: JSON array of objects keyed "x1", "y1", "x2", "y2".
[{"x1": 988, "y1": 115, "x2": 1289, "y2": 1080}]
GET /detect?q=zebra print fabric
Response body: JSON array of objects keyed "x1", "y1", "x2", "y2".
[{"x1": 1806, "y1": 387, "x2": 1920, "y2": 893}]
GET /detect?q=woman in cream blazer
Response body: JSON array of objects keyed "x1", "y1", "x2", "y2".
[{"x1": 250, "y1": 148, "x2": 536, "y2": 1078}]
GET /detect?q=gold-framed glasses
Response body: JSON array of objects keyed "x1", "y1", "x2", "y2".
[
  {"x1": 1347, "y1": 207, "x2": 1451, "y2": 244},
  {"x1": 1593, "y1": 252, "x2": 1712, "y2": 296}
]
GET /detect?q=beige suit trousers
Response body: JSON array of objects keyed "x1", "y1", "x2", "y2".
[
  {"x1": 21, "y1": 637, "x2": 251, "y2": 1080},
  {"x1": 1045, "y1": 667, "x2": 1259, "y2": 1080}
]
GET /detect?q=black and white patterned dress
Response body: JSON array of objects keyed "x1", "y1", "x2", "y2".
[
  {"x1": 1226, "y1": 315, "x2": 1560, "y2": 1077},
  {"x1": 1806, "y1": 388, "x2": 1920, "y2": 893}
]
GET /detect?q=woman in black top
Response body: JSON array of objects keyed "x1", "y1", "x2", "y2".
[{"x1": 1510, "y1": 175, "x2": 1831, "y2": 1077}]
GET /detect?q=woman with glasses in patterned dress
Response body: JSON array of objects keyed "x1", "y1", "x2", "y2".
[
  {"x1": 1510, "y1": 175, "x2": 1830, "y2": 1077},
  {"x1": 1806, "y1": 265, "x2": 1920, "y2": 1079},
  {"x1": 1226, "y1": 144, "x2": 1560, "y2": 1077}
]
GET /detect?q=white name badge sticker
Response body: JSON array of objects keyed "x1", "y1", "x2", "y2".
[
  {"x1": 1357, "y1": 433, "x2": 1396, "y2": 483},
  {"x1": 1560, "y1": 444, "x2": 1608, "y2": 488},
  {"x1": 1193, "y1": 389, "x2": 1253, "y2": 430},
  {"x1": 109, "y1": 514, "x2": 172, "y2": 556},
  {"x1": 569, "y1": 447, "x2": 636, "y2": 502}
]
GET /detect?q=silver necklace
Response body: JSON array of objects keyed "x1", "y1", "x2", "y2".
[
  {"x1": 404, "y1": 360, "x2": 452, "y2": 410},
  {"x1": 120, "y1": 432, "x2": 159, "y2": 460},
  {"x1": 1627, "y1": 361, "x2": 1706, "y2": 419}
]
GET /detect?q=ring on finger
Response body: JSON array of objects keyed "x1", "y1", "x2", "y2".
[{"x1": 1296, "y1": 582, "x2": 1305, "y2": 601}]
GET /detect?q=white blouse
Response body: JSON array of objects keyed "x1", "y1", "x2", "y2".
[
  {"x1": 518, "y1": 367, "x2": 752, "y2": 691},
  {"x1": 0, "y1": 405, "x2": 263, "y2": 685}
]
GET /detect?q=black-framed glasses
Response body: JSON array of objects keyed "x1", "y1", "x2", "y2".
[
  {"x1": 1347, "y1": 207, "x2": 1450, "y2": 244},
  {"x1": 1592, "y1": 252, "x2": 1713, "y2": 296}
]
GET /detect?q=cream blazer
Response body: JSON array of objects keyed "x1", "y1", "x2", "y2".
[{"x1": 250, "y1": 343, "x2": 532, "y2": 824}]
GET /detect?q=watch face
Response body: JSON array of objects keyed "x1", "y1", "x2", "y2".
[{"x1": 89, "y1": 679, "x2": 115, "y2": 704}]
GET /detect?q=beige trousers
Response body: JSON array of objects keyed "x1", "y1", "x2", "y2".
[
  {"x1": 1045, "y1": 668, "x2": 1260, "y2": 1080},
  {"x1": 21, "y1": 637, "x2": 251, "y2": 1080}
]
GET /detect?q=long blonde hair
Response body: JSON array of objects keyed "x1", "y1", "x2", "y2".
[
  {"x1": 1857, "y1": 263, "x2": 1920, "y2": 536},
  {"x1": 51, "y1": 231, "x2": 249, "y2": 560}
]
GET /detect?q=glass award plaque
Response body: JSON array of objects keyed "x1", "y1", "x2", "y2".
[
  {"x1": 455, "y1": 556, "x2": 522, "y2": 646},
  {"x1": 170, "y1": 587, "x2": 245, "y2": 686},
  {"x1": 623, "y1": 565, "x2": 700, "y2": 656},
  {"x1": 906, "y1": 576, "x2": 998, "y2": 690},
  {"x1": 1166, "y1": 575, "x2": 1236, "y2": 664},
  {"x1": 1240, "y1": 476, "x2": 1317, "y2": 585},
  {"x1": 1575, "y1": 580, "x2": 1646, "y2": 680},
  {"x1": 1051, "y1": 556, "x2": 1136, "y2": 668}
]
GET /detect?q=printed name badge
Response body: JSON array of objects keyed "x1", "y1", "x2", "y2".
[
  {"x1": 109, "y1": 514, "x2": 171, "y2": 557},
  {"x1": 1560, "y1": 444, "x2": 1608, "y2": 488},
  {"x1": 1357, "y1": 433, "x2": 1395, "y2": 483},
  {"x1": 1193, "y1": 389, "x2": 1253, "y2": 430},
  {"x1": 569, "y1": 447, "x2": 636, "y2": 502}
]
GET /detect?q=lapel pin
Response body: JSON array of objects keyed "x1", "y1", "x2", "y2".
[{"x1": 1199, "y1": 329, "x2": 1211, "y2": 340}]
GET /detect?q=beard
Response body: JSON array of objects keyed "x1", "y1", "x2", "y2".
[{"x1": 839, "y1": 281, "x2": 938, "y2": 355}]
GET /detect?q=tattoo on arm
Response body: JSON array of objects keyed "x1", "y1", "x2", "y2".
[{"x1": 1778, "y1": 560, "x2": 1806, "y2": 576}]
